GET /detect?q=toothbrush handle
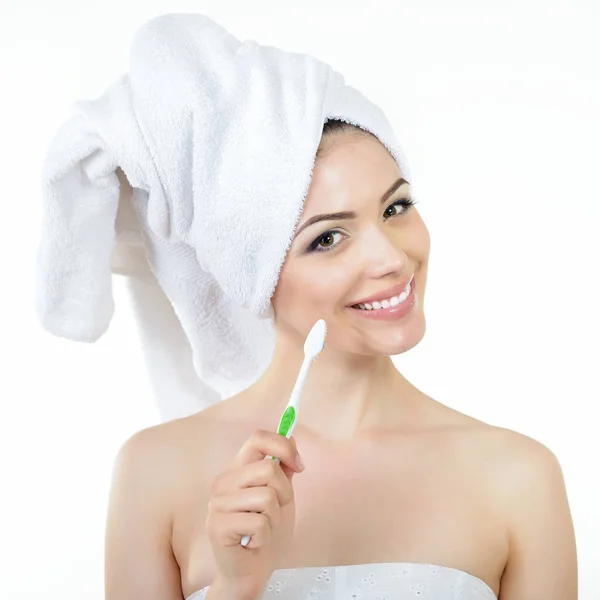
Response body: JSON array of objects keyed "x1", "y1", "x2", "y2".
[
  {"x1": 240, "y1": 359, "x2": 310, "y2": 548},
  {"x1": 282, "y1": 358, "x2": 310, "y2": 439}
]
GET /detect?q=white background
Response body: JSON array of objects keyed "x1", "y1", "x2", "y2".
[{"x1": 1, "y1": 1, "x2": 598, "y2": 598}]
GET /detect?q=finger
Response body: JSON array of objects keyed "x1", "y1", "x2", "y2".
[
  {"x1": 231, "y1": 430, "x2": 302, "y2": 474},
  {"x1": 208, "y1": 511, "x2": 271, "y2": 549},
  {"x1": 211, "y1": 459, "x2": 294, "y2": 507},
  {"x1": 209, "y1": 486, "x2": 281, "y2": 530}
]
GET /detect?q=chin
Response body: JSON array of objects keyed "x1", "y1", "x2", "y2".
[{"x1": 363, "y1": 312, "x2": 427, "y2": 357}]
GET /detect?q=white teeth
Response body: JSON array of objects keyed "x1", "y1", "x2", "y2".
[{"x1": 354, "y1": 280, "x2": 412, "y2": 311}]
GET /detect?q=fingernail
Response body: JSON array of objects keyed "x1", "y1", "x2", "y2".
[{"x1": 296, "y1": 453, "x2": 305, "y2": 471}]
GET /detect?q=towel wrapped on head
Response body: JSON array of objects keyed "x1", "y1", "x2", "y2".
[{"x1": 35, "y1": 13, "x2": 412, "y2": 421}]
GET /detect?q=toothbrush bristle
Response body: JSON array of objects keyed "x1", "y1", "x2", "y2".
[{"x1": 304, "y1": 318, "x2": 327, "y2": 359}]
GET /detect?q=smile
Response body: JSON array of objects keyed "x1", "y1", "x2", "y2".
[
  {"x1": 346, "y1": 275, "x2": 417, "y2": 321},
  {"x1": 351, "y1": 281, "x2": 412, "y2": 310}
]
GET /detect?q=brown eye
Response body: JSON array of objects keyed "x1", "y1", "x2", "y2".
[
  {"x1": 308, "y1": 230, "x2": 344, "y2": 253},
  {"x1": 319, "y1": 233, "x2": 335, "y2": 248},
  {"x1": 383, "y1": 198, "x2": 416, "y2": 219}
]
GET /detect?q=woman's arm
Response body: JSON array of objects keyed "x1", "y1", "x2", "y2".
[
  {"x1": 497, "y1": 433, "x2": 578, "y2": 599},
  {"x1": 105, "y1": 428, "x2": 183, "y2": 599}
]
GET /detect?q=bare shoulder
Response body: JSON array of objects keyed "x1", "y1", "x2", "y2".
[
  {"x1": 467, "y1": 421, "x2": 566, "y2": 478},
  {"x1": 105, "y1": 410, "x2": 232, "y2": 599},
  {"x1": 477, "y1": 425, "x2": 571, "y2": 511},
  {"x1": 426, "y1": 397, "x2": 563, "y2": 464},
  {"x1": 424, "y1": 398, "x2": 567, "y2": 491},
  {"x1": 113, "y1": 399, "x2": 257, "y2": 509},
  {"x1": 109, "y1": 416, "x2": 195, "y2": 531},
  {"x1": 114, "y1": 403, "x2": 234, "y2": 482},
  {"x1": 472, "y1": 427, "x2": 577, "y2": 597}
]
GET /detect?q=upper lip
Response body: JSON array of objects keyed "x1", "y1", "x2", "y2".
[{"x1": 348, "y1": 274, "x2": 415, "y2": 306}]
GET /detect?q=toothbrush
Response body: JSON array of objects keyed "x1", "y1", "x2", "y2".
[{"x1": 240, "y1": 318, "x2": 327, "y2": 547}]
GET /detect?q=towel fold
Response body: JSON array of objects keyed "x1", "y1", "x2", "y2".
[{"x1": 35, "y1": 13, "x2": 411, "y2": 420}]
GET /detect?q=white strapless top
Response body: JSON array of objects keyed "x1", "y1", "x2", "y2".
[{"x1": 185, "y1": 562, "x2": 497, "y2": 599}]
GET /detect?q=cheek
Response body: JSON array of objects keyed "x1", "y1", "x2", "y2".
[
  {"x1": 274, "y1": 260, "x2": 351, "y2": 310},
  {"x1": 411, "y1": 213, "x2": 431, "y2": 256}
]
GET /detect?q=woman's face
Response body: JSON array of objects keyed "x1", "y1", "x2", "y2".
[{"x1": 272, "y1": 132, "x2": 430, "y2": 357}]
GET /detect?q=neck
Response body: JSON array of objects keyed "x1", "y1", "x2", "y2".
[{"x1": 240, "y1": 326, "x2": 424, "y2": 441}]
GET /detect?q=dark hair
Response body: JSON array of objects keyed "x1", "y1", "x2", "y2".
[{"x1": 317, "y1": 118, "x2": 375, "y2": 158}]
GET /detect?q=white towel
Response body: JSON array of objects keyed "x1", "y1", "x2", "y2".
[{"x1": 35, "y1": 13, "x2": 412, "y2": 421}]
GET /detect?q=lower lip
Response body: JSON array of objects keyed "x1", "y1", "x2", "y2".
[{"x1": 346, "y1": 278, "x2": 417, "y2": 321}]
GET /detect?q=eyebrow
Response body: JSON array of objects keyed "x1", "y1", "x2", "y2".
[{"x1": 293, "y1": 177, "x2": 409, "y2": 239}]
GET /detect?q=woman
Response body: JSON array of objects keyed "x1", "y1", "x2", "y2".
[{"x1": 104, "y1": 119, "x2": 577, "y2": 599}]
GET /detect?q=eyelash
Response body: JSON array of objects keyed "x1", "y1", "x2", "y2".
[{"x1": 307, "y1": 197, "x2": 419, "y2": 253}]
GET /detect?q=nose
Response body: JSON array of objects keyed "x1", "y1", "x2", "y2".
[{"x1": 362, "y1": 227, "x2": 408, "y2": 279}]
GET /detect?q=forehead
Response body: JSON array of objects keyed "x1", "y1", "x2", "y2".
[{"x1": 303, "y1": 134, "x2": 404, "y2": 213}]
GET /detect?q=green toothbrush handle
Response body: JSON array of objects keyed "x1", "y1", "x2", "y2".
[
  {"x1": 268, "y1": 405, "x2": 296, "y2": 461},
  {"x1": 277, "y1": 405, "x2": 296, "y2": 437},
  {"x1": 240, "y1": 406, "x2": 296, "y2": 546}
]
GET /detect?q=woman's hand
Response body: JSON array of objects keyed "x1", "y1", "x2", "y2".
[{"x1": 205, "y1": 429, "x2": 305, "y2": 599}]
